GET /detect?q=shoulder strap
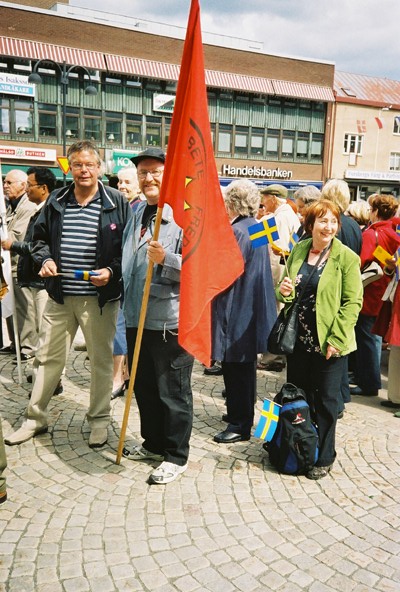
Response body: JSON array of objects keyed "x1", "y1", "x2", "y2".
[{"x1": 296, "y1": 242, "x2": 331, "y2": 305}]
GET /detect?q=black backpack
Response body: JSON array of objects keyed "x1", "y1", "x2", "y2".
[{"x1": 264, "y1": 383, "x2": 319, "y2": 475}]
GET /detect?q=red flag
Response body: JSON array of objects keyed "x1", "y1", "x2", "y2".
[
  {"x1": 375, "y1": 117, "x2": 383, "y2": 129},
  {"x1": 158, "y1": 0, "x2": 244, "y2": 365}
]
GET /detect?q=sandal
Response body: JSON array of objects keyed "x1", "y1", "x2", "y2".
[{"x1": 306, "y1": 465, "x2": 332, "y2": 480}]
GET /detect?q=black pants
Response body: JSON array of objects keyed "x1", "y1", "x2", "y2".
[
  {"x1": 287, "y1": 346, "x2": 345, "y2": 467},
  {"x1": 126, "y1": 328, "x2": 194, "y2": 466},
  {"x1": 221, "y1": 361, "x2": 256, "y2": 436}
]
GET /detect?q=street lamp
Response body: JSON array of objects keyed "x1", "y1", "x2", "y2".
[{"x1": 28, "y1": 60, "x2": 98, "y2": 185}]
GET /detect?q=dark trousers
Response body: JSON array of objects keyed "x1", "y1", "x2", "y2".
[
  {"x1": 221, "y1": 361, "x2": 256, "y2": 436},
  {"x1": 287, "y1": 346, "x2": 345, "y2": 467},
  {"x1": 355, "y1": 313, "x2": 382, "y2": 391},
  {"x1": 126, "y1": 328, "x2": 194, "y2": 466}
]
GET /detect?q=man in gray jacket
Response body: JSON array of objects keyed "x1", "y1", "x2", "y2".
[{"x1": 121, "y1": 147, "x2": 194, "y2": 485}]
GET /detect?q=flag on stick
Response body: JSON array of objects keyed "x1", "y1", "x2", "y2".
[
  {"x1": 157, "y1": 0, "x2": 244, "y2": 366},
  {"x1": 248, "y1": 216, "x2": 280, "y2": 248},
  {"x1": 254, "y1": 399, "x2": 281, "y2": 442},
  {"x1": 395, "y1": 224, "x2": 400, "y2": 236},
  {"x1": 288, "y1": 231, "x2": 299, "y2": 252},
  {"x1": 395, "y1": 247, "x2": 400, "y2": 281}
]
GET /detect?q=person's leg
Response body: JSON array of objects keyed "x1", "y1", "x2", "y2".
[
  {"x1": 78, "y1": 297, "x2": 118, "y2": 429},
  {"x1": 354, "y1": 314, "x2": 382, "y2": 392},
  {"x1": 0, "y1": 420, "x2": 7, "y2": 499},
  {"x1": 14, "y1": 282, "x2": 37, "y2": 356},
  {"x1": 126, "y1": 327, "x2": 165, "y2": 455},
  {"x1": 221, "y1": 361, "x2": 256, "y2": 436},
  {"x1": 387, "y1": 346, "x2": 400, "y2": 404}
]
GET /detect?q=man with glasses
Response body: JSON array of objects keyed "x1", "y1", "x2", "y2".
[
  {"x1": 2, "y1": 167, "x2": 57, "y2": 382},
  {"x1": 121, "y1": 147, "x2": 194, "y2": 485},
  {"x1": 5, "y1": 140, "x2": 131, "y2": 449},
  {"x1": 1, "y1": 169, "x2": 36, "y2": 358}
]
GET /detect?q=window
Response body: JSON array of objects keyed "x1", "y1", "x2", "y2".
[
  {"x1": 217, "y1": 124, "x2": 232, "y2": 153},
  {"x1": 83, "y1": 108, "x2": 101, "y2": 141},
  {"x1": 145, "y1": 116, "x2": 161, "y2": 147},
  {"x1": 311, "y1": 133, "x2": 324, "y2": 161},
  {"x1": 66, "y1": 107, "x2": 79, "y2": 139},
  {"x1": 163, "y1": 117, "x2": 171, "y2": 149},
  {"x1": 126, "y1": 114, "x2": 142, "y2": 146},
  {"x1": 282, "y1": 131, "x2": 295, "y2": 158},
  {"x1": 234, "y1": 126, "x2": 248, "y2": 155},
  {"x1": 0, "y1": 98, "x2": 10, "y2": 134},
  {"x1": 266, "y1": 129, "x2": 279, "y2": 159},
  {"x1": 15, "y1": 100, "x2": 33, "y2": 135},
  {"x1": 105, "y1": 111, "x2": 121, "y2": 143},
  {"x1": 250, "y1": 127, "x2": 264, "y2": 156},
  {"x1": 394, "y1": 116, "x2": 400, "y2": 135},
  {"x1": 296, "y1": 132, "x2": 309, "y2": 160},
  {"x1": 389, "y1": 152, "x2": 400, "y2": 170},
  {"x1": 344, "y1": 133, "x2": 363, "y2": 155},
  {"x1": 38, "y1": 103, "x2": 57, "y2": 137}
]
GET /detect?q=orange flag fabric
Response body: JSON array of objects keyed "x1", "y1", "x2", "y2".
[{"x1": 158, "y1": 0, "x2": 244, "y2": 366}]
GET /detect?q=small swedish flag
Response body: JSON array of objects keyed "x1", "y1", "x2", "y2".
[
  {"x1": 248, "y1": 216, "x2": 280, "y2": 248},
  {"x1": 254, "y1": 399, "x2": 281, "y2": 441},
  {"x1": 288, "y1": 231, "x2": 299, "y2": 252},
  {"x1": 395, "y1": 224, "x2": 400, "y2": 236},
  {"x1": 395, "y1": 247, "x2": 400, "y2": 281}
]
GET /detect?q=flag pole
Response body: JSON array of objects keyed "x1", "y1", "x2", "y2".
[{"x1": 115, "y1": 205, "x2": 163, "y2": 465}]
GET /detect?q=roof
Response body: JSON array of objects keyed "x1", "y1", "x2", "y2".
[
  {"x1": 1, "y1": 35, "x2": 335, "y2": 103},
  {"x1": 334, "y1": 71, "x2": 400, "y2": 109}
]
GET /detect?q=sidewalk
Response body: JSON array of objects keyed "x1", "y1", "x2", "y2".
[{"x1": 1, "y1": 347, "x2": 399, "y2": 592}]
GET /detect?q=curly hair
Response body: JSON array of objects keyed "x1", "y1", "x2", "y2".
[
  {"x1": 369, "y1": 194, "x2": 399, "y2": 220},
  {"x1": 223, "y1": 180, "x2": 260, "y2": 217}
]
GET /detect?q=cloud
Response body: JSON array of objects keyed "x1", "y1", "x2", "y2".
[{"x1": 72, "y1": 0, "x2": 398, "y2": 79}]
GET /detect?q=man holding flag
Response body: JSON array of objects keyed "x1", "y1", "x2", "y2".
[{"x1": 120, "y1": 0, "x2": 244, "y2": 481}]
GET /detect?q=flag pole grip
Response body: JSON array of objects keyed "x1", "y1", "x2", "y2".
[{"x1": 115, "y1": 206, "x2": 164, "y2": 464}]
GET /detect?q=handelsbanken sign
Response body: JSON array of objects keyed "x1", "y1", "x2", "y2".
[{"x1": 222, "y1": 164, "x2": 293, "y2": 179}]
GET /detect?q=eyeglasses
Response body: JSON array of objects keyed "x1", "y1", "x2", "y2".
[
  {"x1": 137, "y1": 168, "x2": 164, "y2": 179},
  {"x1": 27, "y1": 183, "x2": 43, "y2": 188},
  {"x1": 70, "y1": 162, "x2": 99, "y2": 171}
]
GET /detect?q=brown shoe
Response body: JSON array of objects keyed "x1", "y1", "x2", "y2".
[
  {"x1": 306, "y1": 465, "x2": 332, "y2": 480},
  {"x1": 0, "y1": 490, "x2": 7, "y2": 505}
]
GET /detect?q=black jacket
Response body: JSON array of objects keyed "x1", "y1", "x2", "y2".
[{"x1": 31, "y1": 182, "x2": 132, "y2": 308}]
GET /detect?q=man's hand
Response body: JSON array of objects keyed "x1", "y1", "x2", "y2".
[
  {"x1": 39, "y1": 259, "x2": 58, "y2": 277},
  {"x1": 147, "y1": 240, "x2": 165, "y2": 265},
  {"x1": 1, "y1": 239, "x2": 13, "y2": 251},
  {"x1": 90, "y1": 268, "x2": 112, "y2": 287}
]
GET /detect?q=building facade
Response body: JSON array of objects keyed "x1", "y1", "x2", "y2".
[{"x1": 0, "y1": 1, "x2": 335, "y2": 191}]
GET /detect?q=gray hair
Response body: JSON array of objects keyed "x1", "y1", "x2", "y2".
[
  {"x1": 293, "y1": 185, "x2": 321, "y2": 204},
  {"x1": 223, "y1": 180, "x2": 260, "y2": 217},
  {"x1": 321, "y1": 179, "x2": 350, "y2": 212}
]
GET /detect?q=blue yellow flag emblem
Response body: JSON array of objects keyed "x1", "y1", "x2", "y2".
[
  {"x1": 395, "y1": 247, "x2": 400, "y2": 281},
  {"x1": 254, "y1": 399, "x2": 281, "y2": 441},
  {"x1": 288, "y1": 231, "x2": 299, "y2": 252},
  {"x1": 248, "y1": 216, "x2": 280, "y2": 248}
]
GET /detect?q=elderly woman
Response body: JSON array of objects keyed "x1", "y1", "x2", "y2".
[
  {"x1": 277, "y1": 200, "x2": 363, "y2": 479},
  {"x1": 294, "y1": 185, "x2": 321, "y2": 238},
  {"x1": 351, "y1": 194, "x2": 400, "y2": 398},
  {"x1": 212, "y1": 180, "x2": 277, "y2": 444}
]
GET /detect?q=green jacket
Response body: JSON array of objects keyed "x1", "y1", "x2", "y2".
[{"x1": 276, "y1": 237, "x2": 363, "y2": 356}]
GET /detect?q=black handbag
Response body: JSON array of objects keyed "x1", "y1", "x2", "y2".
[{"x1": 267, "y1": 245, "x2": 330, "y2": 356}]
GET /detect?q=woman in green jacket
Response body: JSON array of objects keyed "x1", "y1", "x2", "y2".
[{"x1": 277, "y1": 200, "x2": 363, "y2": 479}]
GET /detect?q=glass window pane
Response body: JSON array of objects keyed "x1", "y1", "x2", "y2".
[
  {"x1": 39, "y1": 112, "x2": 56, "y2": 137},
  {"x1": 146, "y1": 124, "x2": 161, "y2": 146},
  {"x1": 66, "y1": 116, "x2": 79, "y2": 139},
  {"x1": 106, "y1": 120, "x2": 121, "y2": 142},
  {"x1": 84, "y1": 117, "x2": 101, "y2": 141},
  {"x1": 218, "y1": 131, "x2": 231, "y2": 153},
  {"x1": 0, "y1": 99, "x2": 10, "y2": 133}
]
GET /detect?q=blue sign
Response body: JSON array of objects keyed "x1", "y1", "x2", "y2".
[{"x1": 0, "y1": 74, "x2": 35, "y2": 97}]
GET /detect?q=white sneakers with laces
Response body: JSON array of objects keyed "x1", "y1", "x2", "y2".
[{"x1": 149, "y1": 461, "x2": 188, "y2": 485}]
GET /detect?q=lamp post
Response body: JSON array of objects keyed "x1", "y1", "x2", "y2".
[{"x1": 28, "y1": 60, "x2": 98, "y2": 186}]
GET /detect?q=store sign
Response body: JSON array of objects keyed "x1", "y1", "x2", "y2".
[
  {"x1": 110, "y1": 149, "x2": 139, "y2": 173},
  {"x1": 0, "y1": 73, "x2": 35, "y2": 97},
  {"x1": 0, "y1": 145, "x2": 56, "y2": 161},
  {"x1": 222, "y1": 163, "x2": 293, "y2": 179},
  {"x1": 153, "y1": 94, "x2": 176, "y2": 114},
  {"x1": 345, "y1": 169, "x2": 400, "y2": 182}
]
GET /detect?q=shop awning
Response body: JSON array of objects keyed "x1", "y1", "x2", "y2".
[
  {"x1": 271, "y1": 80, "x2": 335, "y2": 102},
  {"x1": 0, "y1": 36, "x2": 106, "y2": 71}
]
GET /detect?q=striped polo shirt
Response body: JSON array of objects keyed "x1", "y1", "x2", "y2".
[{"x1": 60, "y1": 192, "x2": 101, "y2": 296}]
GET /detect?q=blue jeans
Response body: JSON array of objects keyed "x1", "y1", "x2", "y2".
[
  {"x1": 354, "y1": 314, "x2": 382, "y2": 391},
  {"x1": 126, "y1": 328, "x2": 194, "y2": 466}
]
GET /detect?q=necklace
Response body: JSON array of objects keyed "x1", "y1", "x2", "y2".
[{"x1": 310, "y1": 247, "x2": 322, "y2": 254}]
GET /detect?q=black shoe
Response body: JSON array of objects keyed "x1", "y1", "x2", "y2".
[
  {"x1": 337, "y1": 410, "x2": 344, "y2": 419},
  {"x1": 111, "y1": 383, "x2": 126, "y2": 400},
  {"x1": 0, "y1": 491, "x2": 7, "y2": 505},
  {"x1": 203, "y1": 364, "x2": 223, "y2": 376},
  {"x1": 53, "y1": 380, "x2": 63, "y2": 396},
  {"x1": 213, "y1": 429, "x2": 250, "y2": 443},
  {"x1": 222, "y1": 414, "x2": 230, "y2": 422},
  {"x1": 221, "y1": 389, "x2": 226, "y2": 398},
  {"x1": 26, "y1": 375, "x2": 33, "y2": 384},
  {"x1": 380, "y1": 400, "x2": 400, "y2": 409},
  {"x1": 0, "y1": 345, "x2": 16, "y2": 355},
  {"x1": 13, "y1": 353, "x2": 34, "y2": 363},
  {"x1": 350, "y1": 386, "x2": 378, "y2": 397}
]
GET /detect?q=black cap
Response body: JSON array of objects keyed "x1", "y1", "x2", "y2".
[{"x1": 130, "y1": 147, "x2": 166, "y2": 167}]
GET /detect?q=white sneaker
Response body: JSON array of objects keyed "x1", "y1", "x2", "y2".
[
  {"x1": 149, "y1": 461, "x2": 187, "y2": 484},
  {"x1": 122, "y1": 444, "x2": 164, "y2": 462}
]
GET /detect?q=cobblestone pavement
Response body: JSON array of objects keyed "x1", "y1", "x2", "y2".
[{"x1": 1, "y1": 348, "x2": 399, "y2": 592}]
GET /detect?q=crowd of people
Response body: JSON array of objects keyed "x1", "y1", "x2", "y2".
[{"x1": 1, "y1": 141, "x2": 399, "y2": 502}]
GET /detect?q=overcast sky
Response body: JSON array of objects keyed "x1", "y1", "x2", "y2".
[{"x1": 73, "y1": 0, "x2": 398, "y2": 80}]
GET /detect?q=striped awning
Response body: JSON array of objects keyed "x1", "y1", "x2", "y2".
[
  {"x1": 0, "y1": 36, "x2": 106, "y2": 71},
  {"x1": 272, "y1": 80, "x2": 335, "y2": 102}
]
